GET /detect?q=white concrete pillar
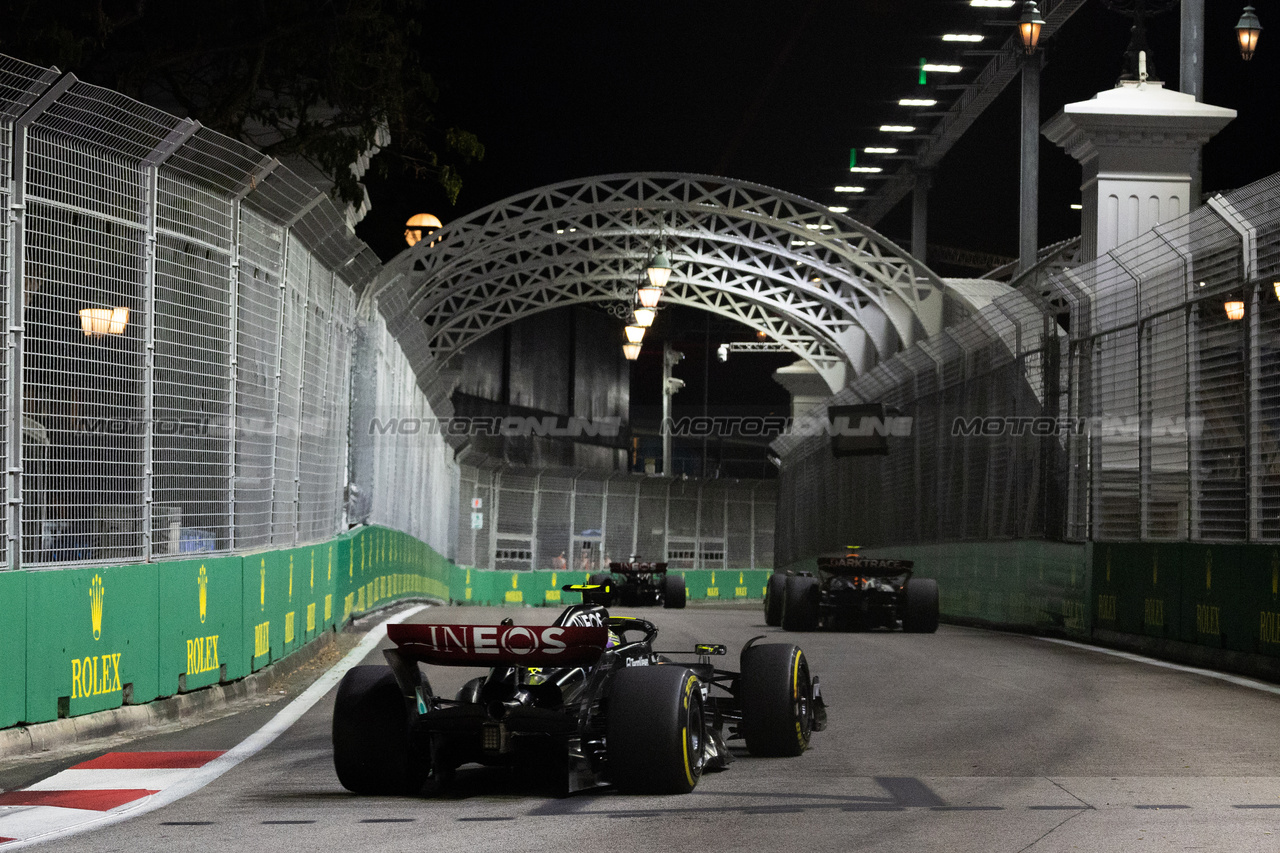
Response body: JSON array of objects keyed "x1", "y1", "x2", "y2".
[{"x1": 1042, "y1": 80, "x2": 1234, "y2": 262}]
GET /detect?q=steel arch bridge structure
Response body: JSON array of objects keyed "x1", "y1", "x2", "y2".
[{"x1": 368, "y1": 173, "x2": 945, "y2": 399}]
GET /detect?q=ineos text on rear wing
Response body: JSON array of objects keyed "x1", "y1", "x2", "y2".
[{"x1": 387, "y1": 623, "x2": 609, "y2": 666}]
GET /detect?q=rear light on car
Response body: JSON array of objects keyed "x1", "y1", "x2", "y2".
[{"x1": 482, "y1": 722, "x2": 509, "y2": 753}]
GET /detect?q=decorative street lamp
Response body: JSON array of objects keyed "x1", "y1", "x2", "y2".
[
  {"x1": 1236, "y1": 5, "x2": 1263, "y2": 60},
  {"x1": 633, "y1": 307, "x2": 656, "y2": 327},
  {"x1": 645, "y1": 249, "x2": 673, "y2": 288},
  {"x1": 1225, "y1": 300, "x2": 1246, "y2": 321},
  {"x1": 1019, "y1": 1, "x2": 1046, "y2": 54},
  {"x1": 624, "y1": 324, "x2": 646, "y2": 344},
  {"x1": 637, "y1": 286, "x2": 663, "y2": 309},
  {"x1": 404, "y1": 213, "x2": 442, "y2": 247},
  {"x1": 623, "y1": 343, "x2": 642, "y2": 360}
]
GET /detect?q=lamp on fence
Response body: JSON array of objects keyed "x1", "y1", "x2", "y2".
[
  {"x1": 1225, "y1": 300, "x2": 1246, "y2": 321},
  {"x1": 78, "y1": 307, "x2": 129, "y2": 337}
]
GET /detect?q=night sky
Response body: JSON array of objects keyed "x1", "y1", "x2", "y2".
[{"x1": 353, "y1": 0, "x2": 1280, "y2": 414}]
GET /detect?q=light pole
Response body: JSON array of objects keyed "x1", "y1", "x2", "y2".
[
  {"x1": 1018, "y1": 0, "x2": 1046, "y2": 274},
  {"x1": 662, "y1": 341, "x2": 684, "y2": 476}
]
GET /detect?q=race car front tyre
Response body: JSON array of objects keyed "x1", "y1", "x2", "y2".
[
  {"x1": 781, "y1": 575, "x2": 820, "y2": 631},
  {"x1": 764, "y1": 573, "x2": 786, "y2": 626},
  {"x1": 332, "y1": 665, "x2": 427, "y2": 795},
  {"x1": 607, "y1": 666, "x2": 705, "y2": 794},
  {"x1": 903, "y1": 577, "x2": 940, "y2": 633},
  {"x1": 662, "y1": 574, "x2": 687, "y2": 609},
  {"x1": 739, "y1": 643, "x2": 813, "y2": 757},
  {"x1": 587, "y1": 572, "x2": 612, "y2": 606}
]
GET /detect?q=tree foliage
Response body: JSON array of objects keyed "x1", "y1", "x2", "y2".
[{"x1": 0, "y1": 0, "x2": 484, "y2": 206}]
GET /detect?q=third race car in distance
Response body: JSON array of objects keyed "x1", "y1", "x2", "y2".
[{"x1": 585, "y1": 555, "x2": 686, "y2": 608}]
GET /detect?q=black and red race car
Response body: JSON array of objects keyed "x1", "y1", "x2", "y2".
[
  {"x1": 587, "y1": 557, "x2": 686, "y2": 608},
  {"x1": 332, "y1": 589, "x2": 826, "y2": 796},
  {"x1": 764, "y1": 551, "x2": 939, "y2": 633}
]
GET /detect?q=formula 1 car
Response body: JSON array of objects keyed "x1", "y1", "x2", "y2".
[
  {"x1": 332, "y1": 589, "x2": 826, "y2": 797},
  {"x1": 764, "y1": 551, "x2": 939, "y2": 633},
  {"x1": 586, "y1": 557, "x2": 686, "y2": 608}
]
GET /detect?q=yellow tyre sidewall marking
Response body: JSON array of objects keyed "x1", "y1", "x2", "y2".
[
  {"x1": 792, "y1": 650, "x2": 808, "y2": 749},
  {"x1": 683, "y1": 674, "x2": 698, "y2": 787}
]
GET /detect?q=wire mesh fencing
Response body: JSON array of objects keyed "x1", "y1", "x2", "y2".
[
  {"x1": 0, "y1": 54, "x2": 399, "y2": 568},
  {"x1": 775, "y1": 170, "x2": 1280, "y2": 566},
  {"x1": 456, "y1": 460, "x2": 775, "y2": 572}
]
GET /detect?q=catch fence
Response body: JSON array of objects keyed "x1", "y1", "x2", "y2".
[
  {"x1": 0, "y1": 54, "x2": 455, "y2": 568},
  {"x1": 457, "y1": 460, "x2": 775, "y2": 572},
  {"x1": 775, "y1": 172, "x2": 1280, "y2": 563}
]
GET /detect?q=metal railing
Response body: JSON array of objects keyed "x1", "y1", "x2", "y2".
[{"x1": 775, "y1": 170, "x2": 1280, "y2": 563}]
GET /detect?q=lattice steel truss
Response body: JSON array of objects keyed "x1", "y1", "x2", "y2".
[{"x1": 371, "y1": 174, "x2": 946, "y2": 396}]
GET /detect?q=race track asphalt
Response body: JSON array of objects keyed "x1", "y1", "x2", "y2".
[{"x1": 6, "y1": 601, "x2": 1280, "y2": 853}]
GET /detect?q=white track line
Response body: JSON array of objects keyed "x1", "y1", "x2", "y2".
[
  {"x1": 3, "y1": 605, "x2": 425, "y2": 850},
  {"x1": 1037, "y1": 636, "x2": 1280, "y2": 697}
]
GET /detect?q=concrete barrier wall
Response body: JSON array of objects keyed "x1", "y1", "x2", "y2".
[
  {"x1": 1094, "y1": 542, "x2": 1280, "y2": 659},
  {"x1": 0, "y1": 526, "x2": 770, "y2": 730}
]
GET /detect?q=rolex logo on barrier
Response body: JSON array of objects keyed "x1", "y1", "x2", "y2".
[
  {"x1": 90, "y1": 574, "x2": 105, "y2": 641},
  {"x1": 198, "y1": 564, "x2": 208, "y2": 624}
]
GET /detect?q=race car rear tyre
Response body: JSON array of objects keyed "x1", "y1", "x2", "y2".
[
  {"x1": 739, "y1": 643, "x2": 813, "y2": 757},
  {"x1": 606, "y1": 666, "x2": 705, "y2": 794},
  {"x1": 781, "y1": 575, "x2": 820, "y2": 631},
  {"x1": 764, "y1": 573, "x2": 786, "y2": 626},
  {"x1": 903, "y1": 577, "x2": 940, "y2": 633},
  {"x1": 587, "y1": 572, "x2": 612, "y2": 606},
  {"x1": 662, "y1": 574, "x2": 687, "y2": 609},
  {"x1": 332, "y1": 665, "x2": 427, "y2": 795}
]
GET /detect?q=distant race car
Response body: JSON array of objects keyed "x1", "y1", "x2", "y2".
[
  {"x1": 332, "y1": 589, "x2": 826, "y2": 797},
  {"x1": 764, "y1": 552, "x2": 939, "y2": 633},
  {"x1": 586, "y1": 557, "x2": 686, "y2": 608}
]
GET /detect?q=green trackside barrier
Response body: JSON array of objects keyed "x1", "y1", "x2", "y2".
[
  {"x1": 448, "y1": 568, "x2": 773, "y2": 607},
  {"x1": 158, "y1": 556, "x2": 246, "y2": 697},
  {"x1": 1249, "y1": 545, "x2": 1280, "y2": 656},
  {"x1": 0, "y1": 571, "x2": 28, "y2": 728},
  {"x1": 25, "y1": 564, "x2": 161, "y2": 724},
  {"x1": 1095, "y1": 542, "x2": 1280, "y2": 658},
  {"x1": 342, "y1": 527, "x2": 450, "y2": 620},
  {"x1": 786, "y1": 541, "x2": 1091, "y2": 636}
]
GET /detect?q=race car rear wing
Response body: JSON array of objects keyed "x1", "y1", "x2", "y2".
[
  {"x1": 387, "y1": 623, "x2": 609, "y2": 667},
  {"x1": 817, "y1": 556, "x2": 914, "y2": 574},
  {"x1": 608, "y1": 560, "x2": 668, "y2": 575}
]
